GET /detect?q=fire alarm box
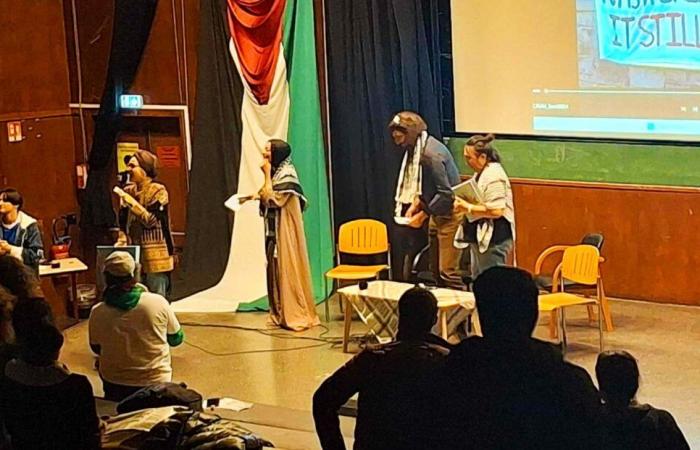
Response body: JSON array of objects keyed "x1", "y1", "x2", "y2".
[
  {"x1": 76, "y1": 164, "x2": 88, "y2": 189},
  {"x1": 7, "y1": 121, "x2": 22, "y2": 142}
]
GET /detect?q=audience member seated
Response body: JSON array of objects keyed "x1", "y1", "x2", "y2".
[
  {"x1": 89, "y1": 251, "x2": 184, "y2": 401},
  {"x1": 0, "y1": 294, "x2": 54, "y2": 379},
  {"x1": 443, "y1": 267, "x2": 602, "y2": 450},
  {"x1": 596, "y1": 350, "x2": 690, "y2": 450},
  {"x1": 0, "y1": 322, "x2": 100, "y2": 449},
  {"x1": 313, "y1": 286, "x2": 452, "y2": 450},
  {"x1": 0, "y1": 188, "x2": 45, "y2": 274},
  {"x1": 0, "y1": 287, "x2": 16, "y2": 369},
  {"x1": 0, "y1": 254, "x2": 43, "y2": 299}
]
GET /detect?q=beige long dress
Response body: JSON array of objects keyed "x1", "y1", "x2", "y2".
[{"x1": 261, "y1": 191, "x2": 320, "y2": 331}]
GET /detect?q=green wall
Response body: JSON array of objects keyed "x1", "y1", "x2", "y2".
[{"x1": 445, "y1": 137, "x2": 700, "y2": 187}]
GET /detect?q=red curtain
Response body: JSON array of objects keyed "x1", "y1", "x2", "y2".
[{"x1": 226, "y1": 0, "x2": 286, "y2": 105}]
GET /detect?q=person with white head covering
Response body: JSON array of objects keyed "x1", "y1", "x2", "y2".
[{"x1": 89, "y1": 251, "x2": 183, "y2": 401}]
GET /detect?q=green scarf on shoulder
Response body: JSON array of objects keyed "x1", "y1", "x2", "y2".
[{"x1": 104, "y1": 285, "x2": 145, "y2": 311}]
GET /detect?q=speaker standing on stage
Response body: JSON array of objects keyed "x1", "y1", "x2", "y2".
[
  {"x1": 258, "y1": 139, "x2": 320, "y2": 331},
  {"x1": 454, "y1": 134, "x2": 515, "y2": 279},
  {"x1": 115, "y1": 150, "x2": 174, "y2": 298},
  {"x1": 389, "y1": 111, "x2": 465, "y2": 289}
]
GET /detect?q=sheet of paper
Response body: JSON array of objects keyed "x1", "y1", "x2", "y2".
[{"x1": 214, "y1": 397, "x2": 253, "y2": 412}]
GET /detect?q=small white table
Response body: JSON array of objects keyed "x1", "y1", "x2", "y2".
[
  {"x1": 39, "y1": 257, "x2": 88, "y2": 319},
  {"x1": 337, "y1": 281, "x2": 477, "y2": 352}
]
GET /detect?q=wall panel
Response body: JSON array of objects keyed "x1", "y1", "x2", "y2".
[{"x1": 513, "y1": 180, "x2": 700, "y2": 305}]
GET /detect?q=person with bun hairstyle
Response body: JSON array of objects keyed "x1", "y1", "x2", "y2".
[{"x1": 454, "y1": 134, "x2": 515, "y2": 279}]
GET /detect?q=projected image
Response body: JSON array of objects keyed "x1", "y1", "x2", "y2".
[
  {"x1": 450, "y1": 0, "x2": 700, "y2": 140},
  {"x1": 577, "y1": 0, "x2": 700, "y2": 89}
]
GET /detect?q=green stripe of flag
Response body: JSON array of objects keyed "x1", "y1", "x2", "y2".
[{"x1": 237, "y1": 0, "x2": 333, "y2": 312}]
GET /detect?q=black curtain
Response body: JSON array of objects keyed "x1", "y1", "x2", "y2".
[
  {"x1": 171, "y1": 0, "x2": 245, "y2": 299},
  {"x1": 80, "y1": 0, "x2": 158, "y2": 228},
  {"x1": 325, "y1": 0, "x2": 443, "y2": 275}
]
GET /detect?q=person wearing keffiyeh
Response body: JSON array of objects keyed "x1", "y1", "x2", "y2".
[
  {"x1": 115, "y1": 150, "x2": 174, "y2": 299},
  {"x1": 257, "y1": 139, "x2": 319, "y2": 331},
  {"x1": 453, "y1": 134, "x2": 515, "y2": 280},
  {"x1": 389, "y1": 112, "x2": 465, "y2": 289}
]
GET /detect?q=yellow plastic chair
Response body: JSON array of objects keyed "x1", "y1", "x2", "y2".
[
  {"x1": 324, "y1": 219, "x2": 391, "y2": 322},
  {"x1": 538, "y1": 245, "x2": 610, "y2": 355},
  {"x1": 534, "y1": 234, "x2": 612, "y2": 338}
]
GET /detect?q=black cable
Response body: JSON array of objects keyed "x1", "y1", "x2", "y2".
[
  {"x1": 178, "y1": 321, "x2": 374, "y2": 356},
  {"x1": 183, "y1": 340, "x2": 329, "y2": 356},
  {"x1": 179, "y1": 321, "x2": 345, "y2": 344}
]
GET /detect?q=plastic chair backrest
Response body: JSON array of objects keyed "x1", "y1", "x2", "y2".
[
  {"x1": 560, "y1": 245, "x2": 599, "y2": 286},
  {"x1": 337, "y1": 219, "x2": 389, "y2": 255},
  {"x1": 581, "y1": 233, "x2": 604, "y2": 250}
]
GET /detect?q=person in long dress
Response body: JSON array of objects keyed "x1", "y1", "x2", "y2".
[{"x1": 258, "y1": 139, "x2": 320, "y2": 331}]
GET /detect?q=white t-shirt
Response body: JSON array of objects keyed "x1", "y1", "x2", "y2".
[{"x1": 89, "y1": 291, "x2": 181, "y2": 387}]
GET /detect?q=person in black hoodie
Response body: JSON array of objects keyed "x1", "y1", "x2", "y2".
[
  {"x1": 442, "y1": 266, "x2": 602, "y2": 449},
  {"x1": 313, "y1": 286, "x2": 452, "y2": 450},
  {"x1": 596, "y1": 350, "x2": 689, "y2": 450},
  {"x1": 0, "y1": 320, "x2": 100, "y2": 449}
]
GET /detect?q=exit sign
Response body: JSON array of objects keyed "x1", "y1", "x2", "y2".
[{"x1": 120, "y1": 94, "x2": 144, "y2": 109}]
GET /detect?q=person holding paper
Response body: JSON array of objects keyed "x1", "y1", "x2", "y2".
[
  {"x1": 257, "y1": 139, "x2": 319, "y2": 331},
  {"x1": 454, "y1": 134, "x2": 515, "y2": 279},
  {"x1": 389, "y1": 111, "x2": 464, "y2": 289},
  {"x1": 114, "y1": 150, "x2": 174, "y2": 298}
]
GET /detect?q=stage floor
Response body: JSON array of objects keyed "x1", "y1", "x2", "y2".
[{"x1": 61, "y1": 296, "x2": 700, "y2": 448}]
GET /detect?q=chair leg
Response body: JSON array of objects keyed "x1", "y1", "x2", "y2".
[
  {"x1": 440, "y1": 310, "x2": 448, "y2": 339},
  {"x1": 549, "y1": 310, "x2": 558, "y2": 339},
  {"x1": 598, "y1": 301, "x2": 604, "y2": 352},
  {"x1": 338, "y1": 281, "x2": 344, "y2": 315},
  {"x1": 586, "y1": 304, "x2": 596, "y2": 325},
  {"x1": 560, "y1": 308, "x2": 568, "y2": 357},
  {"x1": 599, "y1": 280, "x2": 614, "y2": 332},
  {"x1": 343, "y1": 296, "x2": 353, "y2": 353},
  {"x1": 323, "y1": 278, "x2": 330, "y2": 322}
]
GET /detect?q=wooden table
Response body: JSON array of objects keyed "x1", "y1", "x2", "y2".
[
  {"x1": 337, "y1": 281, "x2": 477, "y2": 352},
  {"x1": 39, "y1": 257, "x2": 88, "y2": 319}
]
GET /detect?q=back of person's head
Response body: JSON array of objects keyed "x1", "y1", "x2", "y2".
[
  {"x1": 473, "y1": 267, "x2": 538, "y2": 340},
  {"x1": 133, "y1": 150, "x2": 160, "y2": 179},
  {"x1": 596, "y1": 350, "x2": 639, "y2": 408},
  {"x1": 19, "y1": 322, "x2": 63, "y2": 366},
  {"x1": 466, "y1": 133, "x2": 501, "y2": 163},
  {"x1": 398, "y1": 286, "x2": 438, "y2": 340},
  {"x1": 103, "y1": 251, "x2": 136, "y2": 287},
  {"x1": 0, "y1": 255, "x2": 41, "y2": 299},
  {"x1": 0, "y1": 187, "x2": 23, "y2": 210},
  {"x1": 388, "y1": 111, "x2": 428, "y2": 134},
  {"x1": 0, "y1": 286, "x2": 16, "y2": 344},
  {"x1": 11, "y1": 297, "x2": 54, "y2": 343}
]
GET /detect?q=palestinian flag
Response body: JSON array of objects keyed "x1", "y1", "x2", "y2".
[{"x1": 173, "y1": 0, "x2": 333, "y2": 312}]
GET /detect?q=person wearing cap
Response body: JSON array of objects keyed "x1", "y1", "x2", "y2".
[
  {"x1": 388, "y1": 112, "x2": 464, "y2": 289},
  {"x1": 115, "y1": 150, "x2": 174, "y2": 298},
  {"x1": 89, "y1": 251, "x2": 184, "y2": 401},
  {"x1": 0, "y1": 188, "x2": 45, "y2": 274}
]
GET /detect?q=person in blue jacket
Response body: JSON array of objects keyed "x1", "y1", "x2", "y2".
[{"x1": 0, "y1": 188, "x2": 44, "y2": 273}]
